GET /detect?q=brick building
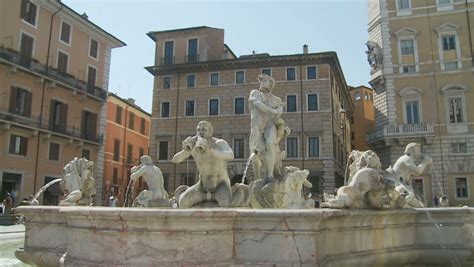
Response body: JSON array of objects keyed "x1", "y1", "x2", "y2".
[
  {"x1": 0, "y1": 0, "x2": 124, "y2": 205},
  {"x1": 367, "y1": 0, "x2": 474, "y2": 206},
  {"x1": 146, "y1": 26, "x2": 353, "y2": 200},
  {"x1": 349, "y1": 85, "x2": 375, "y2": 151},
  {"x1": 104, "y1": 93, "x2": 151, "y2": 206}
]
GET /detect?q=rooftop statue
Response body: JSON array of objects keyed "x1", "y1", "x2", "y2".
[
  {"x1": 59, "y1": 157, "x2": 96, "y2": 206},
  {"x1": 366, "y1": 40, "x2": 383, "y2": 73},
  {"x1": 246, "y1": 74, "x2": 313, "y2": 208},
  {"x1": 172, "y1": 121, "x2": 250, "y2": 207},
  {"x1": 130, "y1": 155, "x2": 169, "y2": 207}
]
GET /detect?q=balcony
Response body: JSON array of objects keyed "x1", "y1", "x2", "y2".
[
  {"x1": 0, "y1": 46, "x2": 107, "y2": 101},
  {"x1": 160, "y1": 56, "x2": 175, "y2": 65},
  {"x1": 185, "y1": 54, "x2": 200, "y2": 63},
  {"x1": 0, "y1": 109, "x2": 102, "y2": 145},
  {"x1": 367, "y1": 123, "x2": 435, "y2": 143}
]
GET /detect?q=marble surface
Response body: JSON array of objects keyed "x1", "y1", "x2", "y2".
[{"x1": 15, "y1": 206, "x2": 474, "y2": 266}]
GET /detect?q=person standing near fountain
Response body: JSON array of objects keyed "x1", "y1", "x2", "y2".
[
  {"x1": 248, "y1": 74, "x2": 289, "y2": 182},
  {"x1": 172, "y1": 121, "x2": 235, "y2": 207},
  {"x1": 130, "y1": 155, "x2": 169, "y2": 207}
]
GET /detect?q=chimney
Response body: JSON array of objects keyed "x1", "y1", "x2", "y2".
[{"x1": 303, "y1": 44, "x2": 308, "y2": 54}]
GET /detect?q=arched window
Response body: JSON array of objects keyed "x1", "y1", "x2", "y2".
[
  {"x1": 364, "y1": 92, "x2": 369, "y2": 100},
  {"x1": 355, "y1": 92, "x2": 361, "y2": 101}
]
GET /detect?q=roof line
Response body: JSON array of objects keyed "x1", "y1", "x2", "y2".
[
  {"x1": 57, "y1": 1, "x2": 126, "y2": 47},
  {"x1": 108, "y1": 93, "x2": 151, "y2": 116},
  {"x1": 147, "y1": 26, "x2": 223, "y2": 42}
]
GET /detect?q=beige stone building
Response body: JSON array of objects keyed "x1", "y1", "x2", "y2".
[
  {"x1": 146, "y1": 26, "x2": 353, "y2": 202},
  {"x1": 367, "y1": 0, "x2": 474, "y2": 206},
  {"x1": 0, "y1": 0, "x2": 124, "y2": 205}
]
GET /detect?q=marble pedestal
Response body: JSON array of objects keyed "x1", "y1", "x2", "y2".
[{"x1": 15, "y1": 206, "x2": 474, "y2": 266}]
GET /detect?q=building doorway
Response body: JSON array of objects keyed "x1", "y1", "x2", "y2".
[{"x1": 1, "y1": 172, "x2": 22, "y2": 205}]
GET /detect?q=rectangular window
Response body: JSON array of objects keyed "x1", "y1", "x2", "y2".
[
  {"x1": 210, "y1": 73, "x2": 219, "y2": 86},
  {"x1": 60, "y1": 22, "x2": 71, "y2": 44},
  {"x1": 20, "y1": 33, "x2": 34, "y2": 67},
  {"x1": 116, "y1": 106, "x2": 122, "y2": 124},
  {"x1": 287, "y1": 95, "x2": 297, "y2": 112},
  {"x1": 307, "y1": 94, "x2": 318, "y2": 111},
  {"x1": 9, "y1": 87, "x2": 32, "y2": 117},
  {"x1": 187, "y1": 74, "x2": 196, "y2": 88},
  {"x1": 400, "y1": 39, "x2": 414, "y2": 55},
  {"x1": 82, "y1": 149, "x2": 91, "y2": 160},
  {"x1": 82, "y1": 111, "x2": 97, "y2": 141},
  {"x1": 127, "y1": 143, "x2": 133, "y2": 164},
  {"x1": 444, "y1": 62, "x2": 458, "y2": 70},
  {"x1": 448, "y1": 97, "x2": 464, "y2": 123},
  {"x1": 405, "y1": 100, "x2": 420, "y2": 124},
  {"x1": 139, "y1": 147, "x2": 145, "y2": 158},
  {"x1": 261, "y1": 68, "x2": 272, "y2": 76},
  {"x1": 235, "y1": 71, "x2": 245, "y2": 84},
  {"x1": 57, "y1": 51, "x2": 69, "y2": 74},
  {"x1": 402, "y1": 65, "x2": 416, "y2": 73},
  {"x1": 234, "y1": 139, "x2": 245, "y2": 159},
  {"x1": 87, "y1": 66, "x2": 97, "y2": 92},
  {"x1": 186, "y1": 100, "x2": 195, "y2": 116},
  {"x1": 442, "y1": 36, "x2": 456, "y2": 51},
  {"x1": 187, "y1": 38, "x2": 198, "y2": 63},
  {"x1": 113, "y1": 139, "x2": 120, "y2": 161},
  {"x1": 234, "y1": 97, "x2": 244, "y2": 115},
  {"x1": 9, "y1": 134, "x2": 28, "y2": 156},
  {"x1": 20, "y1": 0, "x2": 37, "y2": 26},
  {"x1": 287, "y1": 137, "x2": 298, "y2": 158},
  {"x1": 140, "y1": 118, "x2": 146, "y2": 134},
  {"x1": 161, "y1": 102, "x2": 170, "y2": 118},
  {"x1": 128, "y1": 112, "x2": 135, "y2": 130},
  {"x1": 412, "y1": 178, "x2": 424, "y2": 196},
  {"x1": 287, "y1": 68, "x2": 296, "y2": 81},
  {"x1": 307, "y1": 66, "x2": 317, "y2": 80},
  {"x1": 308, "y1": 137, "x2": 320, "y2": 157},
  {"x1": 439, "y1": 0, "x2": 453, "y2": 5},
  {"x1": 455, "y1": 177, "x2": 469, "y2": 198},
  {"x1": 89, "y1": 38, "x2": 99, "y2": 59},
  {"x1": 308, "y1": 176, "x2": 320, "y2": 195},
  {"x1": 49, "y1": 142, "x2": 60, "y2": 161},
  {"x1": 163, "y1": 41, "x2": 174, "y2": 64},
  {"x1": 50, "y1": 100, "x2": 68, "y2": 133},
  {"x1": 113, "y1": 168, "x2": 118, "y2": 185},
  {"x1": 209, "y1": 99, "x2": 219, "y2": 115},
  {"x1": 451, "y1": 143, "x2": 467, "y2": 154},
  {"x1": 163, "y1": 76, "x2": 171, "y2": 89},
  {"x1": 159, "y1": 141, "x2": 168, "y2": 160},
  {"x1": 397, "y1": 0, "x2": 410, "y2": 10}
]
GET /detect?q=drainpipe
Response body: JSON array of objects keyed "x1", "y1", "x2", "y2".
[
  {"x1": 122, "y1": 105, "x2": 130, "y2": 205},
  {"x1": 173, "y1": 72, "x2": 181, "y2": 190},
  {"x1": 465, "y1": 0, "x2": 474, "y2": 65},
  {"x1": 298, "y1": 56, "x2": 305, "y2": 169},
  {"x1": 33, "y1": 2, "x2": 63, "y2": 194}
]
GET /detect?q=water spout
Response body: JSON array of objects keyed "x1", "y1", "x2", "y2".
[{"x1": 32, "y1": 178, "x2": 62, "y2": 204}]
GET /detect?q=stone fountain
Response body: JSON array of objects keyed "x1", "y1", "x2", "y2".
[{"x1": 14, "y1": 75, "x2": 474, "y2": 266}]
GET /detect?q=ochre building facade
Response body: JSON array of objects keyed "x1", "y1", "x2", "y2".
[{"x1": 0, "y1": 0, "x2": 124, "y2": 205}]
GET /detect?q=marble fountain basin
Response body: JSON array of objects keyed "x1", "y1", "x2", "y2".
[{"x1": 14, "y1": 206, "x2": 474, "y2": 266}]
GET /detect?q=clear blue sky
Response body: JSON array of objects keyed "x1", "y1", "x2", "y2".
[{"x1": 64, "y1": 0, "x2": 370, "y2": 113}]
